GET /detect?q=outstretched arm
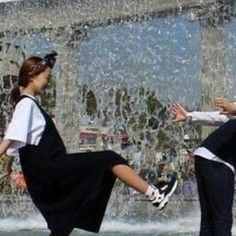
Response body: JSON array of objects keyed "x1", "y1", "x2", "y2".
[{"x1": 170, "y1": 102, "x2": 229, "y2": 125}]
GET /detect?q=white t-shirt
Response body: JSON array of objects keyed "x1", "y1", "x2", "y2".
[
  {"x1": 4, "y1": 95, "x2": 45, "y2": 157},
  {"x1": 187, "y1": 111, "x2": 235, "y2": 173}
]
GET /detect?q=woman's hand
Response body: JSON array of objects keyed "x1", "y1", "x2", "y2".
[
  {"x1": 3, "y1": 156, "x2": 13, "y2": 174},
  {"x1": 0, "y1": 140, "x2": 13, "y2": 181},
  {"x1": 0, "y1": 156, "x2": 13, "y2": 181},
  {"x1": 170, "y1": 102, "x2": 189, "y2": 122},
  {"x1": 215, "y1": 97, "x2": 236, "y2": 115},
  {"x1": 0, "y1": 139, "x2": 12, "y2": 156}
]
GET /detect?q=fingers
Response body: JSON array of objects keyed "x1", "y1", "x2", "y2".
[
  {"x1": 173, "y1": 102, "x2": 187, "y2": 113},
  {"x1": 170, "y1": 103, "x2": 182, "y2": 114},
  {"x1": 169, "y1": 102, "x2": 188, "y2": 122},
  {"x1": 215, "y1": 97, "x2": 230, "y2": 108},
  {"x1": 215, "y1": 97, "x2": 224, "y2": 106},
  {"x1": 215, "y1": 97, "x2": 233, "y2": 107},
  {"x1": 214, "y1": 97, "x2": 236, "y2": 115},
  {"x1": 169, "y1": 104, "x2": 180, "y2": 120},
  {"x1": 170, "y1": 102, "x2": 187, "y2": 116}
]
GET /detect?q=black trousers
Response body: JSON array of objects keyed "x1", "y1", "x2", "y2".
[{"x1": 194, "y1": 156, "x2": 235, "y2": 236}]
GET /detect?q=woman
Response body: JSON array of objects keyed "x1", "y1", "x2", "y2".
[
  {"x1": 0, "y1": 52, "x2": 177, "y2": 236},
  {"x1": 171, "y1": 102, "x2": 236, "y2": 236}
]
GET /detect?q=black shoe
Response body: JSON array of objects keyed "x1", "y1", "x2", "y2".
[{"x1": 150, "y1": 172, "x2": 178, "y2": 210}]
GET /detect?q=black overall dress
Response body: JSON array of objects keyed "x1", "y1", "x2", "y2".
[{"x1": 18, "y1": 95, "x2": 128, "y2": 233}]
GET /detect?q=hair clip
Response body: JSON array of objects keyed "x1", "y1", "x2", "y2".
[
  {"x1": 43, "y1": 51, "x2": 58, "y2": 68},
  {"x1": 28, "y1": 51, "x2": 58, "y2": 76}
]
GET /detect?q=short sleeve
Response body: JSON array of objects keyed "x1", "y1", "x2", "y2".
[{"x1": 4, "y1": 98, "x2": 35, "y2": 155}]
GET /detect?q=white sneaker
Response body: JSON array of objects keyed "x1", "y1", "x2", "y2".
[{"x1": 150, "y1": 173, "x2": 178, "y2": 210}]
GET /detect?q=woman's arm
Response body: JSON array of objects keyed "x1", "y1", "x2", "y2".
[
  {"x1": 0, "y1": 139, "x2": 12, "y2": 156},
  {"x1": 188, "y1": 111, "x2": 229, "y2": 126},
  {"x1": 170, "y1": 102, "x2": 229, "y2": 126},
  {"x1": 0, "y1": 139, "x2": 14, "y2": 180}
]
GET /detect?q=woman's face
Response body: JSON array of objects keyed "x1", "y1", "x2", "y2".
[{"x1": 32, "y1": 67, "x2": 52, "y2": 94}]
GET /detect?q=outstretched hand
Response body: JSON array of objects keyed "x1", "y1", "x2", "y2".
[
  {"x1": 170, "y1": 102, "x2": 189, "y2": 122},
  {"x1": 215, "y1": 97, "x2": 236, "y2": 115}
]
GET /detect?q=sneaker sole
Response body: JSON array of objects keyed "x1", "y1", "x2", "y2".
[
  {"x1": 157, "y1": 180, "x2": 178, "y2": 210},
  {"x1": 159, "y1": 201, "x2": 168, "y2": 211}
]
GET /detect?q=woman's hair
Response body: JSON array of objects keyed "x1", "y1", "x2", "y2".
[
  {"x1": 11, "y1": 51, "x2": 58, "y2": 103},
  {"x1": 10, "y1": 56, "x2": 44, "y2": 103}
]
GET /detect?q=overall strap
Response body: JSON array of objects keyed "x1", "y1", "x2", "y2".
[
  {"x1": 17, "y1": 95, "x2": 50, "y2": 119},
  {"x1": 18, "y1": 95, "x2": 42, "y2": 110}
]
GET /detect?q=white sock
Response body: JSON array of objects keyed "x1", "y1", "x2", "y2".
[{"x1": 145, "y1": 185, "x2": 155, "y2": 199}]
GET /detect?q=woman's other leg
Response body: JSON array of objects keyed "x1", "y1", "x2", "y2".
[
  {"x1": 195, "y1": 157, "x2": 234, "y2": 236},
  {"x1": 195, "y1": 157, "x2": 214, "y2": 236},
  {"x1": 209, "y1": 164, "x2": 234, "y2": 236}
]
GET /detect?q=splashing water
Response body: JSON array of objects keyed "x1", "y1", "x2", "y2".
[{"x1": 1, "y1": 0, "x2": 236, "y2": 235}]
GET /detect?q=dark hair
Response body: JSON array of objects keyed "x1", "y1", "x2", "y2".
[
  {"x1": 10, "y1": 51, "x2": 58, "y2": 103},
  {"x1": 10, "y1": 56, "x2": 43, "y2": 103}
]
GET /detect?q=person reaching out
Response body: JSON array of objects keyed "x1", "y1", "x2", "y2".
[{"x1": 171, "y1": 100, "x2": 236, "y2": 236}]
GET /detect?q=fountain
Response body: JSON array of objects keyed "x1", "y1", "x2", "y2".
[{"x1": 0, "y1": 0, "x2": 236, "y2": 235}]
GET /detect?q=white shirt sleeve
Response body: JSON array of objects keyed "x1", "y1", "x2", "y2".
[
  {"x1": 187, "y1": 111, "x2": 229, "y2": 126},
  {"x1": 4, "y1": 97, "x2": 45, "y2": 157}
]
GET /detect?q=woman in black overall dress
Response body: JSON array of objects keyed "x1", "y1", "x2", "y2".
[
  {"x1": 171, "y1": 101, "x2": 236, "y2": 236},
  {"x1": 0, "y1": 52, "x2": 177, "y2": 236}
]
